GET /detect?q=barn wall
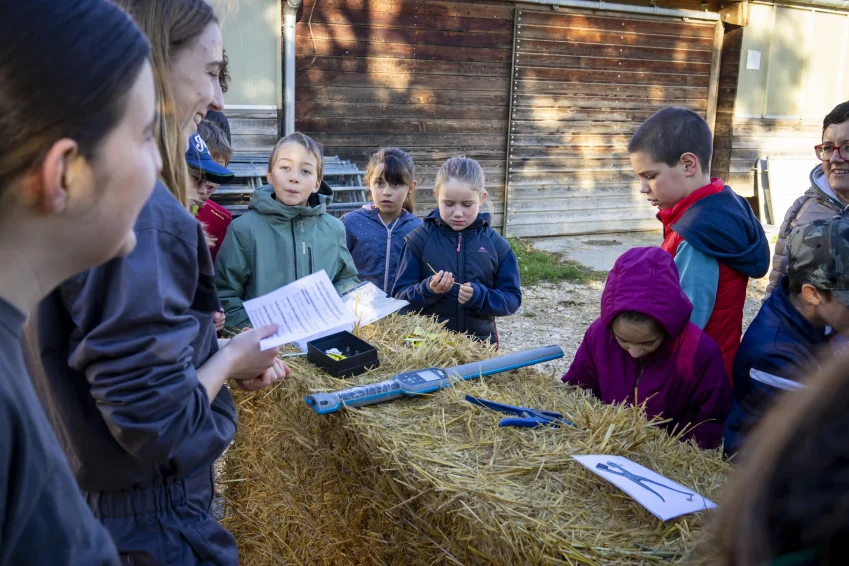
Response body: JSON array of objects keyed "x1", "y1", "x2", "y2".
[
  {"x1": 294, "y1": 0, "x2": 515, "y2": 230},
  {"x1": 726, "y1": 3, "x2": 849, "y2": 203},
  {"x1": 224, "y1": 0, "x2": 732, "y2": 236},
  {"x1": 503, "y1": 7, "x2": 720, "y2": 237},
  {"x1": 710, "y1": 24, "x2": 742, "y2": 185}
]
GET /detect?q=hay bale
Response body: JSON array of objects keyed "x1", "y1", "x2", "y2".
[{"x1": 223, "y1": 315, "x2": 728, "y2": 565}]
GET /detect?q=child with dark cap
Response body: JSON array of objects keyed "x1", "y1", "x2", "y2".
[
  {"x1": 186, "y1": 128, "x2": 234, "y2": 262},
  {"x1": 628, "y1": 107, "x2": 770, "y2": 378},
  {"x1": 722, "y1": 216, "x2": 849, "y2": 455}
]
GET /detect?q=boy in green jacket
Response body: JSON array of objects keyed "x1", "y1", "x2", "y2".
[{"x1": 214, "y1": 133, "x2": 359, "y2": 329}]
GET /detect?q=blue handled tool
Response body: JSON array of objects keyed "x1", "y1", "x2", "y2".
[
  {"x1": 304, "y1": 345, "x2": 565, "y2": 414},
  {"x1": 465, "y1": 395, "x2": 574, "y2": 428}
]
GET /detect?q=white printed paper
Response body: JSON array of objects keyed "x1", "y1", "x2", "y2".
[
  {"x1": 290, "y1": 281, "x2": 409, "y2": 352},
  {"x1": 746, "y1": 50, "x2": 761, "y2": 70},
  {"x1": 573, "y1": 455, "x2": 716, "y2": 521},
  {"x1": 244, "y1": 271, "x2": 358, "y2": 350},
  {"x1": 341, "y1": 282, "x2": 409, "y2": 327}
]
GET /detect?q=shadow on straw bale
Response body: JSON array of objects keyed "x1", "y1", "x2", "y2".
[{"x1": 223, "y1": 314, "x2": 729, "y2": 565}]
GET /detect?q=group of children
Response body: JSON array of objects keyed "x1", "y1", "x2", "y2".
[
  {"x1": 186, "y1": 125, "x2": 522, "y2": 344},
  {"x1": 189, "y1": 105, "x2": 845, "y2": 456}
]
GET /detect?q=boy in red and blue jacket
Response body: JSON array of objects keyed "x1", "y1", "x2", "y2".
[{"x1": 628, "y1": 108, "x2": 770, "y2": 377}]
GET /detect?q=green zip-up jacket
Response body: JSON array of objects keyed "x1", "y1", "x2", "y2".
[{"x1": 214, "y1": 183, "x2": 359, "y2": 329}]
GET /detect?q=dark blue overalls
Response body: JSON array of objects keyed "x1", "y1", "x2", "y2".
[{"x1": 33, "y1": 182, "x2": 238, "y2": 565}]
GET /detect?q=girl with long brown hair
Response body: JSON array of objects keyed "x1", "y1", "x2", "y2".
[{"x1": 341, "y1": 147, "x2": 423, "y2": 293}]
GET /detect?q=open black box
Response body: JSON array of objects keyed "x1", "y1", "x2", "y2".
[{"x1": 306, "y1": 331, "x2": 380, "y2": 378}]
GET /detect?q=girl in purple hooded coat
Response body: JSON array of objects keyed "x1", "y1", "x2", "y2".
[{"x1": 561, "y1": 246, "x2": 732, "y2": 449}]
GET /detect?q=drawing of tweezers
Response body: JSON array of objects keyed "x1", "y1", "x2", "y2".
[{"x1": 596, "y1": 462, "x2": 694, "y2": 503}]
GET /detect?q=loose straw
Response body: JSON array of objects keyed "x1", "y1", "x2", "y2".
[
  {"x1": 426, "y1": 263, "x2": 462, "y2": 287},
  {"x1": 222, "y1": 314, "x2": 729, "y2": 566}
]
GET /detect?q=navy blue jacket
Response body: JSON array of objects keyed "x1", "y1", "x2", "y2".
[
  {"x1": 722, "y1": 277, "x2": 831, "y2": 455},
  {"x1": 341, "y1": 204, "x2": 422, "y2": 293},
  {"x1": 1, "y1": 298, "x2": 119, "y2": 565},
  {"x1": 392, "y1": 210, "x2": 521, "y2": 343},
  {"x1": 671, "y1": 185, "x2": 770, "y2": 279},
  {"x1": 34, "y1": 182, "x2": 237, "y2": 492}
]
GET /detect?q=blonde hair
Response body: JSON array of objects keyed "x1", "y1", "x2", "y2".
[
  {"x1": 434, "y1": 156, "x2": 489, "y2": 211},
  {"x1": 268, "y1": 132, "x2": 324, "y2": 181},
  {"x1": 114, "y1": 0, "x2": 217, "y2": 208},
  {"x1": 366, "y1": 147, "x2": 416, "y2": 214}
]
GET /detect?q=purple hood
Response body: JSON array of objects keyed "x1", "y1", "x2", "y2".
[
  {"x1": 600, "y1": 246, "x2": 693, "y2": 339},
  {"x1": 562, "y1": 247, "x2": 731, "y2": 449}
]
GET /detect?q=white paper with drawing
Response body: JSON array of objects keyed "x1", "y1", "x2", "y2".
[
  {"x1": 572, "y1": 455, "x2": 717, "y2": 521},
  {"x1": 243, "y1": 271, "x2": 357, "y2": 350},
  {"x1": 341, "y1": 281, "x2": 408, "y2": 327}
]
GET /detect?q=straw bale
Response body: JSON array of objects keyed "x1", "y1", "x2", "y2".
[{"x1": 223, "y1": 315, "x2": 729, "y2": 565}]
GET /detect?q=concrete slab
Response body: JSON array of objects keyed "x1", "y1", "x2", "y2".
[
  {"x1": 529, "y1": 224, "x2": 780, "y2": 273},
  {"x1": 530, "y1": 231, "x2": 663, "y2": 272}
]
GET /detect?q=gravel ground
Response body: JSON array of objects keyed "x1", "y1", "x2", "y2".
[{"x1": 498, "y1": 277, "x2": 768, "y2": 378}]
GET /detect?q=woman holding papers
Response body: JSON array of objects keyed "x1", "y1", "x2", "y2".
[{"x1": 29, "y1": 1, "x2": 287, "y2": 563}]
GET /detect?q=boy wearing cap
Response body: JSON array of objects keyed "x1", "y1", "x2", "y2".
[
  {"x1": 722, "y1": 217, "x2": 849, "y2": 455},
  {"x1": 186, "y1": 130, "x2": 234, "y2": 262}
]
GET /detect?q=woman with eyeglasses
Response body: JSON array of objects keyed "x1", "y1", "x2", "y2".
[{"x1": 766, "y1": 101, "x2": 849, "y2": 297}]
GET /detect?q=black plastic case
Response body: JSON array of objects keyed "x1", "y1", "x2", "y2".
[{"x1": 306, "y1": 331, "x2": 380, "y2": 378}]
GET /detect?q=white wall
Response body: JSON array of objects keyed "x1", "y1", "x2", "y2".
[
  {"x1": 736, "y1": 3, "x2": 849, "y2": 119},
  {"x1": 211, "y1": 0, "x2": 281, "y2": 109}
]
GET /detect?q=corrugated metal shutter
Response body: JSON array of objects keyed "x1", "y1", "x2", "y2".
[{"x1": 504, "y1": 9, "x2": 718, "y2": 237}]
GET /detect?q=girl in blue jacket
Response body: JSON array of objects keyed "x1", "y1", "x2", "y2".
[
  {"x1": 393, "y1": 157, "x2": 522, "y2": 345},
  {"x1": 341, "y1": 147, "x2": 422, "y2": 293}
]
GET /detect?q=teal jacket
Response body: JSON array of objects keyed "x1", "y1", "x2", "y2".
[{"x1": 214, "y1": 183, "x2": 359, "y2": 329}]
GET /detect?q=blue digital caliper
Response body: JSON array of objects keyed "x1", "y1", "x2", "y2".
[{"x1": 304, "y1": 345, "x2": 565, "y2": 414}]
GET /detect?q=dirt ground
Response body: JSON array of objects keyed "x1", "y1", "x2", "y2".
[{"x1": 498, "y1": 277, "x2": 769, "y2": 378}]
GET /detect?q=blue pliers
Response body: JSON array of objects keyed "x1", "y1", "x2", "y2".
[{"x1": 465, "y1": 395, "x2": 574, "y2": 428}]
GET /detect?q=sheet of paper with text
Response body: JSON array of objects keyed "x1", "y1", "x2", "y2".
[{"x1": 244, "y1": 271, "x2": 358, "y2": 350}]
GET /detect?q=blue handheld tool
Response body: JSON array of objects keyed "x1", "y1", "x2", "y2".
[
  {"x1": 304, "y1": 345, "x2": 565, "y2": 415},
  {"x1": 465, "y1": 395, "x2": 574, "y2": 428}
]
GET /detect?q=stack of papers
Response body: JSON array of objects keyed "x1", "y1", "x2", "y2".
[{"x1": 243, "y1": 273, "x2": 408, "y2": 351}]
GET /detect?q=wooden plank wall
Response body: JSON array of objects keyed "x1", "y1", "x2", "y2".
[
  {"x1": 726, "y1": 119, "x2": 822, "y2": 202},
  {"x1": 295, "y1": 0, "x2": 514, "y2": 230},
  {"x1": 504, "y1": 8, "x2": 718, "y2": 237},
  {"x1": 226, "y1": 108, "x2": 279, "y2": 153},
  {"x1": 710, "y1": 24, "x2": 741, "y2": 187}
]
